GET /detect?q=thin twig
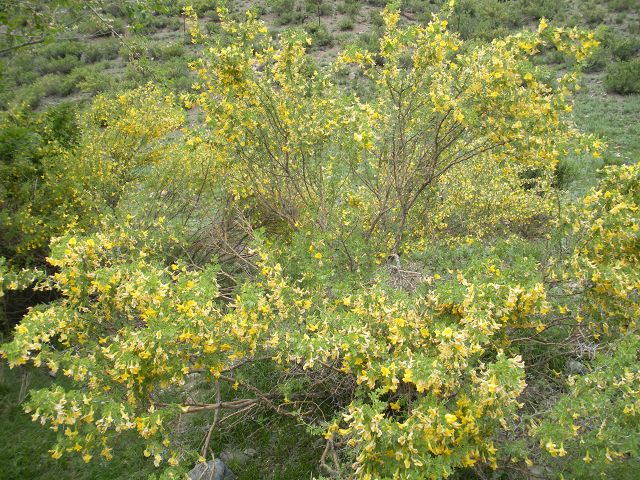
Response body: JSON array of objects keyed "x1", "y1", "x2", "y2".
[{"x1": 200, "y1": 381, "x2": 221, "y2": 457}]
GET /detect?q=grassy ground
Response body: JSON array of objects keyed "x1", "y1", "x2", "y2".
[
  {"x1": 0, "y1": 362, "x2": 323, "y2": 480},
  {"x1": 0, "y1": 364, "x2": 156, "y2": 480},
  {"x1": 575, "y1": 74, "x2": 640, "y2": 162},
  {"x1": 561, "y1": 73, "x2": 640, "y2": 196}
]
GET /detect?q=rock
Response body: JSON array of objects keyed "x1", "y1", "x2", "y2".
[
  {"x1": 565, "y1": 359, "x2": 587, "y2": 375},
  {"x1": 528, "y1": 466, "x2": 546, "y2": 477},
  {"x1": 243, "y1": 448, "x2": 257, "y2": 458},
  {"x1": 188, "y1": 459, "x2": 236, "y2": 480},
  {"x1": 220, "y1": 448, "x2": 250, "y2": 466}
]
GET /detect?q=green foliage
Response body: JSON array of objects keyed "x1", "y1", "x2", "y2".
[
  {"x1": 147, "y1": 42, "x2": 185, "y2": 61},
  {"x1": 567, "y1": 162, "x2": 640, "y2": 329},
  {"x1": 306, "y1": 23, "x2": 334, "y2": 47},
  {"x1": 269, "y1": 0, "x2": 306, "y2": 25},
  {"x1": 605, "y1": 59, "x2": 640, "y2": 94},
  {"x1": 609, "y1": 0, "x2": 636, "y2": 11},
  {"x1": 305, "y1": 0, "x2": 332, "y2": 18},
  {"x1": 451, "y1": 0, "x2": 527, "y2": 40},
  {"x1": 35, "y1": 55, "x2": 83, "y2": 76},
  {"x1": 338, "y1": 17, "x2": 355, "y2": 31},
  {"x1": 580, "y1": 3, "x2": 607, "y2": 26},
  {"x1": 0, "y1": 363, "x2": 158, "y2": 480},
  {"x1": 0, "y1": 104, "x2": 80, "y2": 264},
  {"x1": 0, "y1": 85, "x2": 184, "y2": 266},
  {"x1": 1, "y1": 2, "x2": 639, "y2": 480},
  {"x1": 573, "y1": 81, "x2": 640, "y2": 163},
  {"x1": 337, "y1": 1, "x2": 360, "y2": 16},
  {"x1": 607, "y1": 34, "x2": 640, "y2": 61},
  {"x1": 82, "y1": 40, "x2": 121, "y2": 64},
  {"x1": 534, "y1": 334, "x2": 640, "y2": 478}
]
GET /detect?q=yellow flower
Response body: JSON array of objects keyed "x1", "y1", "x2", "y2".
[
  {"x1": 445, "y1": 413, "x2": 458, "y2": 424},
  {"x1": 538, "y1": 18, "x2": 549, "y2": 33}
]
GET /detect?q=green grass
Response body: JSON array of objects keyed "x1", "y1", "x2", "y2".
[
  {"x1": 0, "y1": 363, "x2": 156, "y2": 480},
  {"x1": 575, "y1": 76, "x2": 640, "y2": 162},
  {"x1": 207, "y1": 415, "x2": 324, "y2": 479},
  {"x1": 0, "y1": 362, "x2": 323, "y2": 480},
  {"x1": 548, "y1": 68, "x2": 640, "y2": 197}
]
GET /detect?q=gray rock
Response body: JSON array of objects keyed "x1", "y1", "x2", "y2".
[
  {"x1": 565, "y1": 359, "x2": 587, "y2": 375},
  {"x1": 220, "y1": 448, "x2": 250, "y2": 466},
  {"x1": 219, "y1": 447, "x2": 257, "y2": 466},
  {"x1": 188, "y1": 459, "x2": 236, "y2": 480},
  {"x1": 243, "y1": 448, "x2": 257, "y2": 458}
]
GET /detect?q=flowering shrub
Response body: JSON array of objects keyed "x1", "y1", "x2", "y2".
[
  {"x1": 187, "y1": 5, "x2": 600, "y2": 254},
  {"x1": 5, "y1": 5, "x2": 636, "y2": 480}
]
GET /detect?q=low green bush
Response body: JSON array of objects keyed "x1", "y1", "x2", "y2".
[
  {"x1": 205, "y1": 21, "x2": 220, "y2": 35},
  {"x1": 370, "y1": 9, "x2": 384, "y2": 28},
  {"x1": 74, "y1": 69, "x2": 114, "y2": 95},
  {"x1": 119, "y1": 37, "x2": 148, "y2": 61},
  {"x1": 521, "y1": 0, "x2": 565, "y2": 20},
  {"x1": 338, "y1": 17, "x2": 355, "y2": 31},
  {"x1": 39, "y1": 74, "x2": 78, "y2": 98},
  {"x1": 581, "y1": 4, "x2": 607, "y2": 25},
  {"x1": 608, "y1": 35, "x2": 640, "y2": 61},
  {"x1": 609, "y1": 0, "x2": 635, "y2": 11},
  {"x1": 165, "y1": 16, "x2": 182, "y2": 31},
  {"x1": 605, "y1": 59, "x2": 640, "y2": 94},
  {"x1": 147, "y1": 42, "x2": 185, "y2": 61},
  {"x1": 14, "y1": 69, "x2": 39, "y2": 87},
  {"x1": 270, "y1": 0, "x2": 306, "y2": 25},
  {"x1": 583, "y1": 47, "x2": 608, "y2": 72},
  {"x1": 337, "y1": 1, "x2": 360, "y2": 16},
  {"x1": 76, "y1": 17, "x2": 126, "y2": 36},
  {"x1": 82, "y1": 40, "x2": 120, "y2": 64},
  {"x1": 306, "y1": 23, "x2": 333, "y2": 47},
  {"x1": 278, "y1": 10, "x2": 307, "y2": 25},
  {"x1": 134, "y1": 14, "x2": 174, "y2": 34},
  {"x1": 305, "y1": 0, "x2": 332, "y2": 17},
  {"x1": 102, "y1": 2, "x2": 127, "y2": 18},
  {"x1": 34, "y1": 55, "x2": 82, "y2": 75},
  {"x1": 155, "y1": 61, "x2": 194, "y2": 92},
  {"x1": 403, "y1": 0, "x2": 434, "y2": 16},
  {"x1": 357, "y1": 31, "x2": 382, "y2": 52},
  {"x1": 39, "y1": 41, "x2": 83, "y2": 60}
]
